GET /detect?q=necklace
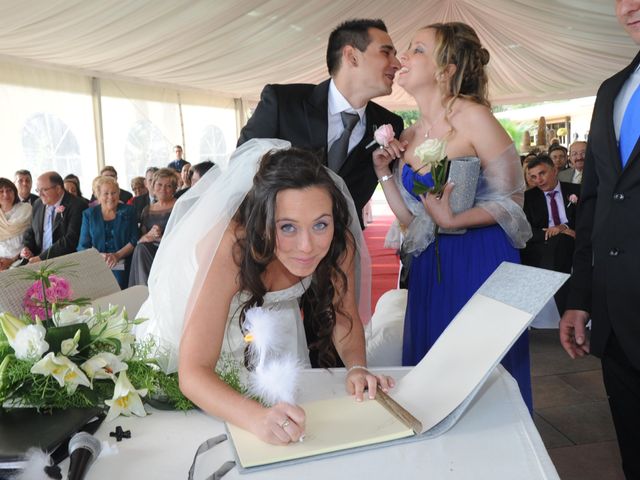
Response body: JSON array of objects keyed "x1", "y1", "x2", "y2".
[{"x1": 420, "y1": 112, "x2": 445, "y2": 139}]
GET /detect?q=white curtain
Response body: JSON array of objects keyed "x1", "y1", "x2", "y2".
[{"x1": 0, "y1": 0, "x2": 635, "y2": 108}]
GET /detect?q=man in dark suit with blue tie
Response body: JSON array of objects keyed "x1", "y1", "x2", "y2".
[
  {"x1": 560, "y1": 1, "x2": 640, "y2": 475},
  {"x1": 21, "y1": 172, "x2": 87, "y2": 263},
  {"x1": 238, "y1": 18, "x2": 404, "y2": 228}
]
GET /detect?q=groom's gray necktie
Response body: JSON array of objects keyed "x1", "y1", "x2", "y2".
[{"x1": 328, "y1": 111, "x2": 359, "y2": 172}]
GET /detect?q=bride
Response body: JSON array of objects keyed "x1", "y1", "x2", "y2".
[{"x1": 136, "y1": 139, "x2": 391, "y2": 444}]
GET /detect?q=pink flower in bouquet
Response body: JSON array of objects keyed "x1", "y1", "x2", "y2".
[
  {"x1": 23, "y1": 275, "x2": 74, "y2": 319},
  {"x1": 373, "y1": 124, "x2": 395, "y2": 147}
]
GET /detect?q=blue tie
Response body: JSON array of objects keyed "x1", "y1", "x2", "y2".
[
  {"x1": 619, "y1": 83, "x2": 640, "y2": 167},
  {"x1": 42, "y1": 206, "x2": 54, "y2": 251}
]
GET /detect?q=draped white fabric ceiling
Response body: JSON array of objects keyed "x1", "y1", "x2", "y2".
[{"x1": 0, "y1": 0, "x2": 636, "y2": 109}]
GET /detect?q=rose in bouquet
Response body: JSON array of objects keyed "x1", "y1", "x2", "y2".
[{"x1": 412, "y1": 137, "x2": 449, "y2": 282}]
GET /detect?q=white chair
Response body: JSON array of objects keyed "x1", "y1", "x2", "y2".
[{"x1": 366, "y1": 289, "x2": 407, "y2": 367}]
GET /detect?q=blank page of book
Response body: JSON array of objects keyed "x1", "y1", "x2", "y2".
[
  {"x1": 227, "y1": 395, "x2": 414, "y2": 468},
  {"x1": 391, "y1": 294, "x2": 533, "y2": 434}
]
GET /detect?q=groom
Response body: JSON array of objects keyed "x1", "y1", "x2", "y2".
[{"x1": 238, "y1": 18, "x2": 404, "y2": 227}]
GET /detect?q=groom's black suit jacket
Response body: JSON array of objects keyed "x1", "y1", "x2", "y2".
[
  {"x1": 23, "y1": 192, "x2": 87, "y2": 260},
  {"x1": 567, "y1": 50, "x2": 640, "y2": 367},
  {"x1": 237, "y1": 79, "x2": 404, "y2": 226}
]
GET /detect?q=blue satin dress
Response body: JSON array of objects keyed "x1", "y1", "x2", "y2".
[{"x1": 401, "y1": 164, "x2": 532, "y2": 411}]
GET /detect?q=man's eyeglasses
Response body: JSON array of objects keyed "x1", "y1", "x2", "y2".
[
  {"x1": 570, "y1": 151, "x2": 586, "y2": 158},
  {"x1": 36, "y1": 186, "x2": 56, "y2": 194}
]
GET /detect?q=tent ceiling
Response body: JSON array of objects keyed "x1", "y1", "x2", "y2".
[{"x1": 0, "y1": 0, "x2": 636, "y2": 109}]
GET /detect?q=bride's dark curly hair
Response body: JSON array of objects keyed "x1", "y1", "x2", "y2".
[{"x1": 232, "y1": 147, "x2": 355, "y2": 368}]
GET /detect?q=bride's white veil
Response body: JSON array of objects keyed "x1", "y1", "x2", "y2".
[{"x1": 136, "y1": 138, "x2": 371, "y2": 373}]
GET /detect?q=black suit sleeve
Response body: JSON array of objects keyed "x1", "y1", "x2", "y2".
[
  {"x1": 41, "y1": 197, "x2": 87, "y2": 260},
  {"x1": 566, "y1": 137, "x2": 597, "y2": 312},
  {"x1": 237, "y1": 84, "x2": 280, "y2": 146}
]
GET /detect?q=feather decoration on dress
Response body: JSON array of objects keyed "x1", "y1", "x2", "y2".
[{"x1": 242, "y1": 307, "x2": 288, "y2": 365}]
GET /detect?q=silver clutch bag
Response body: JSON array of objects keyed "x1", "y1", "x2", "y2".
[{"x1": 440, "y1": 156, "x2": 480, "y2": 235}]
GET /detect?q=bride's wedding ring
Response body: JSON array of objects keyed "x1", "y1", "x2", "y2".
[{"x1": 280, "y1": 418, "x2": 291, "y2": 429}]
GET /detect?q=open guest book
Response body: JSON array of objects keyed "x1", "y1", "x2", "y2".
[{"x1": 226, "y1": 263, "x2": 569, "y2": 471}]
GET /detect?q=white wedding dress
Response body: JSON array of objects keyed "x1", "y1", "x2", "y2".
[
  {"x1": 221, "y1": 276, "x2": 312, "y2": 368},
  {"x1": 135, "y1": 139, "x2": 370, "y2": 373}
]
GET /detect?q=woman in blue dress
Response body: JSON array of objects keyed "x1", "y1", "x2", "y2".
[
  {"x1": 78, "y1": 176, "x2": 138, "y2": 289},
  {"x1": 373, "y1": 23, "x2": 533, "y2": 409}
]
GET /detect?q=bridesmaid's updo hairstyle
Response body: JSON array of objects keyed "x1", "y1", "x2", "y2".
[
  {"x1": 233, "y1": 147, "x2": 355, "y2": 368},
  {"x1": 426, "y1": 22, "x2": 491, "y2": 109}
]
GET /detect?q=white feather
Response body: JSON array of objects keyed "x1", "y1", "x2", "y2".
[
  {"x1": 243, "y1": 307, "x2": 288, "y2": 365},
  {"x1": 12, "y1": 448, "x2": 53, "y2": 480},
  {"x1": 248, "y1": 353, "x2": 302, "y2": 406}
]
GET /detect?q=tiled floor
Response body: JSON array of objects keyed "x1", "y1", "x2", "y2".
[{"x1": 530, "y1": 329, "x2": 624, "y2": 479}]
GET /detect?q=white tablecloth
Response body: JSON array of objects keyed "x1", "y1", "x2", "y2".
[{"x1": 64, "y1": 366, "x2": 558, "y2": 480}]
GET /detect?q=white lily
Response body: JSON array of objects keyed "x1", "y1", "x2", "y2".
[
  {"x1": 81, "y1": 352, "x2": 127, "y2": 381},
  {"x1": 60, "y1": 329, "x2": 81, "y2": 356},
  {"x1": 0, "y1": 312, "x2": 29, "y2": 342},
  {"x1": 90, "y1": 305, "x2": 131, "y2": 342},
  {"x1": 31, "y1": 352, "x2": 91, "y2": 393},
  {"x1": 54, "y1": 305, "x2": 92, "y2": 327},
  {"x1": 12, "y1": 324, "x2": 49, "y2": 362},
  {"x1": 105, "y1": 370, "x2": 147, "y2": 422}
]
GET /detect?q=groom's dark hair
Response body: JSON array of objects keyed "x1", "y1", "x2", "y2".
[{"x1": 326, "y1": 19, "x2": 387, "y2": 75}]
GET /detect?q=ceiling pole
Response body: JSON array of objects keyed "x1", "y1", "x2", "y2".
[
  {"x1": 234, "y1": 98, "x2": 247, "y2": 140},
  {"x1": 177, "y1": 92, "x2": 186, "y2": 156},
  {"x1": 91, "y1": 77, "x2": 105, "y2": 171}
]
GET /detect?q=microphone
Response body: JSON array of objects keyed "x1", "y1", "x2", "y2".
[{"x1": 67, "y1": 432, "x2": 102, "y2": 480}]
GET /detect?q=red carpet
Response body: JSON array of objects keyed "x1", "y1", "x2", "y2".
[{"x1": 363, "y1": 214, "x2": 399, "y2": 311}]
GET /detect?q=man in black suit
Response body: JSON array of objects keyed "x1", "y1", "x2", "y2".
[
  {"x1": 21, "y1": 171, "x2": 87, "y2": 263},
  {"x1": 133, "y1": 166, "x2": 158, "y2": 226},
  {"x1": 521, "y1": 155, "x2": 580, "y2": 313},
  {"x1": 238, "y1": 18, "x2": 404, "y2": 227},
  {"x1": 560, "y1": 1, "x2": 640, "y2": 476},
  {"x1": 14, "y1": 169, "x2": 38, "y2": 205}
]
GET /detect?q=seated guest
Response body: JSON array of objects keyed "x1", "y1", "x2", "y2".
[
  {"x1": 94, "y1": 166, "x2": 133, "y2": 203},
  {"x1": 129, "y1": 168, "x2": 178, "y2": 286},
  {"x1": 548, "y1": 144, "x2": 568, "y2": 171},
  {"x1": 175, "y1": 161, "x2": 216, "y2": 199},
  {"x1": 558, "y1": 140, "x2": 586, "y2": 184},
  {"x1": 21, "y1": 171, "x2": 87, "y2": 263},
  {"x1": 63, "y1": 174, "x2": 90, "y2": 207},
  {"x1": 14, "y1": 170, "x2": 38, "y2": 205},
  {"x1": 179, "y1": 162, "x2": 191, "y2": 189},
  {"x1": 521, "y1": 155, "x2": 580, "y2": 313},
  {"x1": 133, "y1": 167, "x2": 158, "y2": 225},
  {"x1": 190, "y1": 161, "x2": 215, "y2": 186},
  {"x1": 130, "y1": 176, "x2": 147, "y2": 200},
  {"x1": 0, "y1": 178, "x2": 32, "y2": 270},
  {"x1": 78, "y1": 176, "x2": 138, "y2": 289},
  {"x1": 522, "y1": 153, "x2": 537, "y2": 190}
]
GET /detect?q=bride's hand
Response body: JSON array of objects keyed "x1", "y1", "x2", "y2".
[
  {"x1": 251, "y1": 402, "x2": 306, "y2": 445},
  {"x1": 372, "y1": 139, "x2": 407, "y2": 176},
  {"x1": 346, "y1": 367, "x2": 395, "y2": 401},
  {"x1": 421, "y1": 182, "x2": 456, "y2": 229}
]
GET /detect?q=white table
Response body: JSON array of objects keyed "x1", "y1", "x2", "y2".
[{"x1": 64, "y1": 367, "x2": 559, "y2": 480}]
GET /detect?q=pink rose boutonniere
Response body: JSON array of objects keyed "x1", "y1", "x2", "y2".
[
  {"x1": 55, "y1": 205, "x2": 65, "y2": 218},
  {"x1": 566, "y1": 194, "x2": 578, "y2": 208},
  {"x1": 366, "y1": 124, "x2": 396, "y2": 149}
]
